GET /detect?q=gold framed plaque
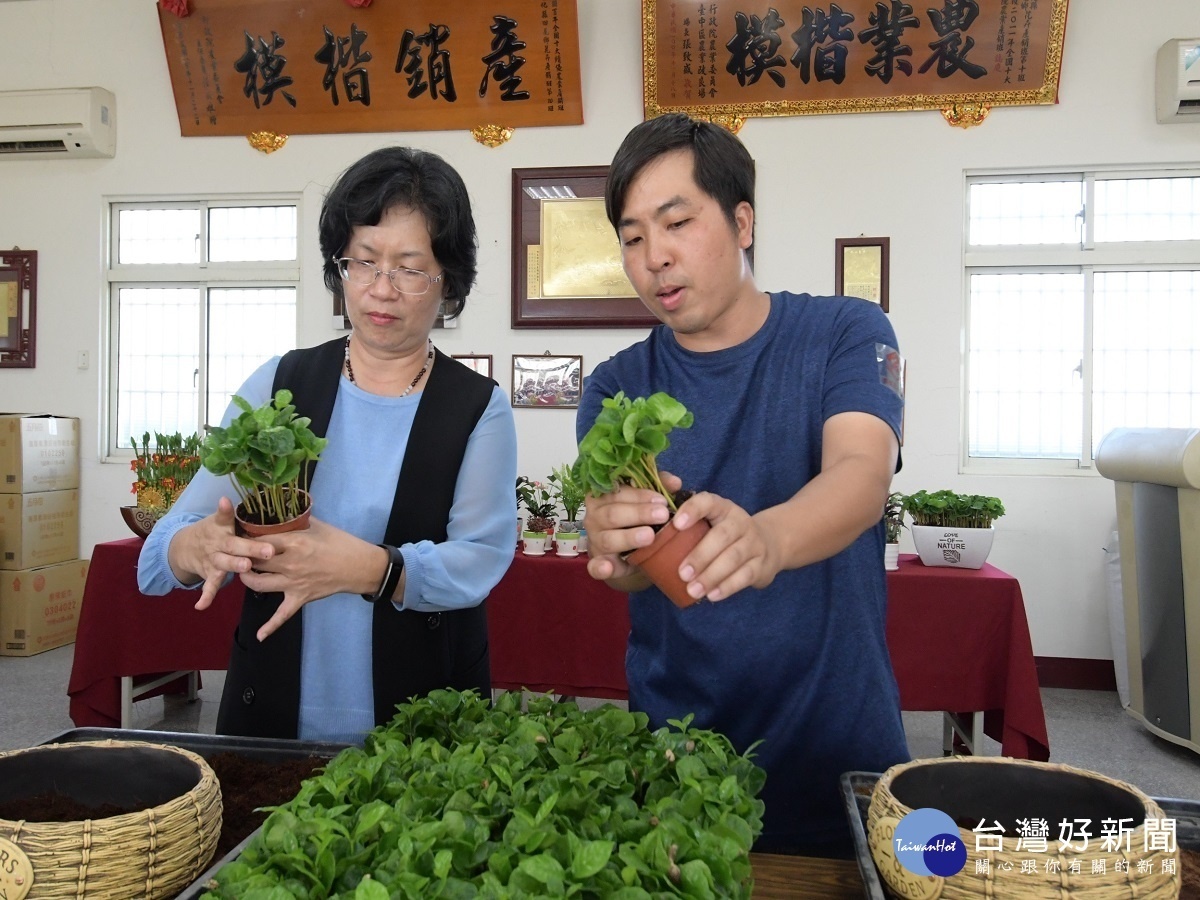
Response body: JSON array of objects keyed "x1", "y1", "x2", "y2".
[
  {"x1": 512, "y1": 166, "x2": 658, "y2": 328},
  {"x1": 836, "y1": 236, "x2": 890, "y2": 312}
]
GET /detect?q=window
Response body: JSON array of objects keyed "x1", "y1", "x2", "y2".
[
  {"x1": 965, "y1": 171, "x2": 1200, "y2": 468},
  {"x1": 107, "y1": 200, "x2": 300, "y2": 456}
]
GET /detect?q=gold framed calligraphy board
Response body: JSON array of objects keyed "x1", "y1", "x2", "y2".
[
  {"x1": 158, "y1": 0, "x2": 582, "y2": 137},
  {"x1": 643, "y1": 0, "x2": 1068, "y2": 122}
]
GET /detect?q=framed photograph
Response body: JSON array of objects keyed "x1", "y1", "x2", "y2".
[
  {"x1": 0, "y1": 249, "x2": 36, "y2": 368},
  {"x1": 512, "y1": 166, "x2": 657, "y2": 328},
  {"x1": 452, "y1": 354, "x2": 493, "y2": 379},
  {"x1": 511, "y1": 354, "x2": 583, "y2": 408},
  {"x1": 835, "y1": 237, "x2": 890, "y2": 313}
]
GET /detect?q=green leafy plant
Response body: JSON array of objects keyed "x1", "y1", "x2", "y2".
[
  {"x1": 547, "y1": 463, "x2": 586, "y2": 526},
  {"x1": 201, "y1": 689, "x2": 765, "y2": 898},
  {"x1": 572, "y1": 391, "x2": 694, "y2": 513},
  {"x1": 884, "y1": 491, "x2": 905, "y2": 543},
  {"x1": 130, "y1": 431, "x2": 202, "y2": 511},
  {"x1": 516, "y1": 476, "x2": 556, "y2": 533},
  {"x1": 199, "y1": 389, "x2": 328, "y2": 524},
  {"x1": 902, "y1": 489, "x2": 1006, "y2": 528}
]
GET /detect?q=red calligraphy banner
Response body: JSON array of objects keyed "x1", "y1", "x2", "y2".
[
  {"x1": 644, "y1": 0, "x2": 1069, "y2": 122},
  {"x1": 158, "y1": 0, "x2": 582, "y2": 137}
]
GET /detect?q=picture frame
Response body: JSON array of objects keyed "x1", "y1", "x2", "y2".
[
  {"x1": 452, "y1": 354, "x2": 493, "y2": 379},
  {"x1": 511, "y1": 166, "x2": 657, "y2": 328},
  {"x1": 0, "y1": 249, "x2": 36, "y2": 368},
  {"x1": 835, "y1": 237, "x2": 890, "y2": 313},
  {"x1": 511, "y1": 353, "x2": 583, "y2": 408}
]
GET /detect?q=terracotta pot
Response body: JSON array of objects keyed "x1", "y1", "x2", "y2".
[
  {"x1": 235, "y1": 490, "x2": 313, "y2": 538},
  {"x1": 627, "y1": 517, "x2": 711, "y2": 608}
]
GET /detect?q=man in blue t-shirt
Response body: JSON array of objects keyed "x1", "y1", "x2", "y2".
[{"x1": 577, "y1": 113, "x2": 909, "y2": 856}]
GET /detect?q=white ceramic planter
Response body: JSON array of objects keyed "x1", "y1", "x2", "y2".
[
  {"x1": 911, "y1": 525, "x2": 994, "y2": 569},
  {"x1": 884, "y1": 543, "x2": 900, "y2": 571},
  {"x1": 521, "y1": 532, "x2": 549, "y2": 556},
  {"x1": 555, "y1": 531, "x2": 581, "y2": 557}
]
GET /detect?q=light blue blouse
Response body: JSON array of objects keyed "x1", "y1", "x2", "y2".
[{"x1": 137, "y1": 356, "x2": 518, "y2": 742}]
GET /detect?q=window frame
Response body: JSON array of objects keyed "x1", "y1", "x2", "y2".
[
  {"x1": 961, "y1": 166, "x2": 1200, "y2": 475},
  {"x1": 103, "y1": 195, "x2": 302, "y2": 462}
]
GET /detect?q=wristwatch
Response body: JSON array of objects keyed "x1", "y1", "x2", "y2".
[{"x1": 362, "y1": 543, "x2": 404, "y2": 603}]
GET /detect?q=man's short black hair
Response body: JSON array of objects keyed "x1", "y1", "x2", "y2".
[
  {"x1": 605, "y1": 113, "x2": 756, "y2": 230},
  {"x1": 319, "y1": 146, "x2": 477, "y2": 319}
]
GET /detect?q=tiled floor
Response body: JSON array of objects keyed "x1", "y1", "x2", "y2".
[{"x1": 3, "y1": 642, "x2": 1199, "y2": 802}]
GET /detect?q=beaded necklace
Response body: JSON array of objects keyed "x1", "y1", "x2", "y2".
[{"x1": 344, "y1": 335, "x2": 433, "y2": 397}]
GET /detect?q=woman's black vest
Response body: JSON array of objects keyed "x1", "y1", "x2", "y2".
[{"x1": 216, "y1": 337, "x2": 496, "y2": 738}]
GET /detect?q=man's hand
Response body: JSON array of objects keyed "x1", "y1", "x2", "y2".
[
  {"x1": 167, "y1": 496, "x2": 276, "y2": 612},
  {"x1": 582, "y1": 483, "x2": 671, "y2": 591},
  {"x1": 238, "y1": 518, "x2": 386, "y2": 641},
  {"x1": 670, "y1": 493, "x2": 782, "y2": 602}
]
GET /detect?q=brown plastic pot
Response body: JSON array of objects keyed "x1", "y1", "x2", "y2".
[
  {"x1": 627, "y1": 517, "x2": 711, "y2": 608},
  {"x1": 235, "y1": 490, "x2": 313, "y2": 538}
]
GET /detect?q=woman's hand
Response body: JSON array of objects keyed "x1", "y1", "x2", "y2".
[
  {"x1": 238, "y1": 518, "x2": 385, "y2": 641},
  {"x1": 167, "y1": 496, "x2": 276, "y2": 612}
]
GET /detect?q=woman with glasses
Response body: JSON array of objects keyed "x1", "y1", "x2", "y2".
[{"x1": 137, "y1": 147, "x2": 518, "y2": 742}]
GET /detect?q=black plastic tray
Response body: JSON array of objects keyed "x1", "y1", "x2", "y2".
[
  {"x1": 841, "y1": 771, "x2": 1200, "y2": 900},
  {"x1": 41, "y1": 728, "x2": 350, "y2": 900}
]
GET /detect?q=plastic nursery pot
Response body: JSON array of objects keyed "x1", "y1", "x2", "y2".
[
  {"x1": 627, "y1": 517, "x2": 711, "y2": 608},
  {"x1": 235, "y1": 490, "x2": 313, "y2": 538}
]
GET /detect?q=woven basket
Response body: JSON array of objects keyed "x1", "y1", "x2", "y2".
[
  {"x1": 867, "y1": 756, "x2": 1181, "y2": 899},
  {"x1": 0, "y1": 740, "x2": 222, "y2": 899}
]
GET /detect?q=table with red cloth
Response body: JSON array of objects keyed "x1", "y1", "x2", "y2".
[
  {"x1": 486, "y1": 552, "x2": 630, "y2": 699},
  {"x1": 67, "y1": 537, "x2": 244, "y2": 728},
  {"x1": 485, "y1": 551, "x2": 1050, "y2": 761}
]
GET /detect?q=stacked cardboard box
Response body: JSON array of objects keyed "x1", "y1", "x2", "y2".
[{"x1": 0, "y1": 414, "x2": 86, "y2": 656}]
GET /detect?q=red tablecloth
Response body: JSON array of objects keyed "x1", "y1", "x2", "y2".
[
  {"x1": 67, "y1": 538, "x2": 244, "y2": 728},
  {"x1": 486, "y1": 552, "x2": 630, "y2": 699},
  {"x1": 485, "y1": 550, "x2": 1050, "y2": 760},
  {"x1": 886, "y1": 553, "x2": 1050, "y2": 760}
]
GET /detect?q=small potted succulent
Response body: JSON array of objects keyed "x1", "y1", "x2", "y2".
[
  {"x1": 902, "y1": 489, "x2": 1006, "y2": 569},
  {"x1": 123, "y1": 431, "x2": 204, "y2": 537},
  {"x1": 572, "y1": 391, "x2": 702, "y2": 607},
  {"x1": 199, "y1": 389, "x2": 327, "y2": 536},
  {"x1": 547, "y1": 462, "x2": 586, "y2": 557},
  {"x1": 516, "y1": 475, "x2": 556, "y2": 556},
  {"x1": 884, "y1": 491, "x2": 904, "y2": 571}
]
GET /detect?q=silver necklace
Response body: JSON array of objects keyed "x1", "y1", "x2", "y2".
[{"x1": 344, "y1": 336, "x2": 433, "y2": 397}]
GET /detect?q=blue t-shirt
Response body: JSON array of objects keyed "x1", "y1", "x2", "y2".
[{"x1": 577, "y1": 291, "x2": 909, "y2": 852}]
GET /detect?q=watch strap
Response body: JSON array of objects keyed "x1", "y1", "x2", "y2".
[{"x1": 362, "y1": 543, "x2": 404, "y2": 603}]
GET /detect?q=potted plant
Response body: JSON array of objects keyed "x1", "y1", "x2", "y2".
[
  {"x1": 516, "y1": 475, "x2": 556, "y2": 556},
  {"x1": 123, "y1": 431, "x2": 203, "y2": 537},
  {"x1": 572, "y1": 391, "x2": 703, "y2": 607},
  {"x1": 198, "y1": 389, "x2": 328, "y2": 537},
  {"x1": 547, "y1": 463, "x2": 586, "y2": 557},
  {"x1": 884, "y1": 491, "x2": 904, "y2": 571},
  {"x1": 902, "y1": 489, "x2": 1006, "y2": 569}
]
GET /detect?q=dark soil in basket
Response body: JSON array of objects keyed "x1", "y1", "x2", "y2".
[
  {"x1": 0, "y1": 752, "x2": 328, "y2": 863},
  {"x1": 1183, "y1": 847, "x2": 1199, "y2": 899}
]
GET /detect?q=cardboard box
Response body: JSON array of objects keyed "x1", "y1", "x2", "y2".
[
  {"x1": 0, "y1": 489, "x2": 80, "y2": 570},
  {"x1": 0, "y1": 558, "x2": 89, "y2": 656},
  {"x1": 0, "y1": 414, "x2": 80, "y2": 494}
]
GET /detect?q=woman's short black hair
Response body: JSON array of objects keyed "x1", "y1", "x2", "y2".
[
  {"x1": 605, "y1": 113, "x2": 755, "y2": 230},
  {"x1": 319, "y1": 146, "x2": 477, "y2": 319}
]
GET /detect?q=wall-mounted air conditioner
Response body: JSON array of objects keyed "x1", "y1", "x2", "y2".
[
  {"x1": 0, "y1": 87, "x2": 116, "y2": 158},
  {"x1": 1156, "y1": 39, "x2": 1200, "y2": 124}
]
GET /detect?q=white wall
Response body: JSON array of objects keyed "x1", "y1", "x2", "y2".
[{"x1": 1, "y1": 0, "x2": 1196, "y2": 661}]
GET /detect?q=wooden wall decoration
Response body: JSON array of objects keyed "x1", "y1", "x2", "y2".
[
  {"x1": 158, "y1": 0, "x2": 583, "y2": 137},
  {"x1": 643, "y1": 0, "x2": 1069, "y2": 128}
]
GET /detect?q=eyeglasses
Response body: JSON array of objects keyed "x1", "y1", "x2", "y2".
[{"x1": 336, "y1": 257, "x2": 444, "y2": 295}]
